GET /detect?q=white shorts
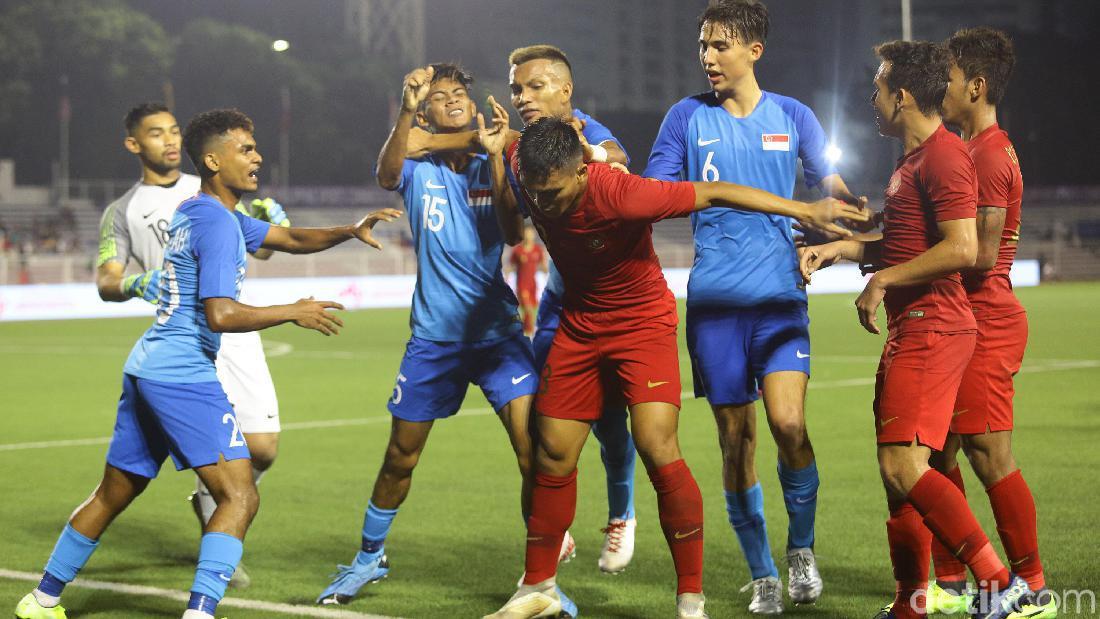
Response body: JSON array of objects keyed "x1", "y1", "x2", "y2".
[{"x1": 215, "y1": 330, "x2": 280, "y2": 433}]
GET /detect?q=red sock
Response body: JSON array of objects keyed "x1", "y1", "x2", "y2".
[
  {"x1": 523, "y1": 470, "x2": 577, "y2": 585},
  {"x1": 908, "y1": 470, "x2": 1010, "y2": 589},
  {"x1": 649, "y1": 459, "x2": 704, "y2": 594},
  {"x1": 988, "y1": 470, "x2": 1045, "y2": 591},
  {"x1": 886, "y1": 500, "x2": 931, "y2": 619},
  {"x1": 930, "y1": 466, "x2": 969, "y2": 584}
]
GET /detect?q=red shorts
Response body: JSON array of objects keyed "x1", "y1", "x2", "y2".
[
  {"x1": 951, "y1": 312, "x2": 1027, "y2": 434},
  {"x1": 535, "y1": 321, "x2": 682, "y2": 421},
  {"x1": 873, "y1": 330, "x2": 976, "y2": 450}
]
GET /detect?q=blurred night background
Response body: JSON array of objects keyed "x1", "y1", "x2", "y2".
[{"x1": 1, "y1": 0, "x2": 1098, "y2": 282}]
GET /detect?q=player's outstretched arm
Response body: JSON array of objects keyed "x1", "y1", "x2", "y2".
[
  {"x1": 854, "y1": 218, "x2": 977, "y2": 334},
  {"x1": 691, "y1": 181, "x2": 871, "y2": 237},
  {"x1": 204, "y1": 296, "x2": 345, "y2": 336},
  {"x1": 406, "y1": 126, "x2": 483, "y2": 158},
  {"x1": 238, "y1": 197, "x2": 291, "y2": 261},
  {"x1": 478, "y1": 96, "x2": 524, "y2": 245},
  {"x1": 378, "y1": 66, "x2": 434, "y2": 190},
  {"x1": 261, "y1": 208, "x2": 402, "y2": 254}
]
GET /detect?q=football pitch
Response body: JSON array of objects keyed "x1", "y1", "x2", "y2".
[{"x1": 1, "y1": 283, "x2": 1097, "y2": 618}]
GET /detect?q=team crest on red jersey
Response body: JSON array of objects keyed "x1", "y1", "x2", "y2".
[
  {"x1": 886, "y1": 171, "x2": 903, "y2": 197},
  {"x1": 586, "y1": 235, "x2": 607, "y2": 251}
]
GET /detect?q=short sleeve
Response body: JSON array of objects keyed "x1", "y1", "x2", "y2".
[
  {"x1": 575, "y1": 110, "x2": 630, "y2": 165},
  {"x1": 233, "y1": 210, "x2": 272, "y2": 253},
  {"x1": 193, "y1": 212, "x2": 243, "y2": 300},
  {"x1": 776, "y1": 95, "x2": 837, "y2": 188},
  {"x1": 393, "y1": 159, "x2": 419, "y2": 193},
  {"x1": 922, "y1": 145, "x2": 978, "y2": 222},
  {"x1": 644, "y1": 99, "x2": 695, "y2": 181},
  {"x1": 599, "y1": 166, "x2": 696, "y2": 222},
  {"x1": 96, "y1": 201, "x2": 131, "y2": 267},
  {"x1": 972, "y1": 147, "x2": 1013, "y2": 209}
]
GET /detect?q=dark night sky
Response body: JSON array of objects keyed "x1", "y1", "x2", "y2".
[{"x1": 1, "y1": 0, "x2": 1097, "y2": 190}]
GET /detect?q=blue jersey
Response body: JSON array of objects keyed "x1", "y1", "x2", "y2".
[
  {"x1": 124, "y1": 194, "x2": 270, "y2": 383},
  {"x1": 531, "y1": 107, "x2": 628, "y2": 333},
  {"x1": 644, "y1": 91, "x2": 836, "y2": 308},
  {"x1": 397, "y1": 153, "x2": 521, "y2": 342}
]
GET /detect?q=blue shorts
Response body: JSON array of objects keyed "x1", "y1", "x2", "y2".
[
  {"x1": 387, "y1": 334, "x2": 538, "y2": 422},
  {"x1": 532, "y1": 326, "x2": 556, "y2": 371},
  {"x1": 106, "y1": 374, "x2": 251, "y2": 479},
  {"x1": 686, "y1": 303, "x2": 811, "y2": 406}
]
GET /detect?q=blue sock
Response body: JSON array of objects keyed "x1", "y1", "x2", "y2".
[
  {"x1": 189, "y1": 532, "x2": 243, "y2": 614},
  {"x1": 41, "y1": 524, "x2": 99, "y2": 596},
  {"x1": 726, "y1": 483, "x2": 778, "y2": 579},
  {"x1": 360, "y1": 501, "x2": 398, "y2": 559},
  {"x1": 777, "y1": 459, "x2": 819, "y2": 550},
  {"x1": 593, "y1": 408, "x2": 636, "y2": 520}
]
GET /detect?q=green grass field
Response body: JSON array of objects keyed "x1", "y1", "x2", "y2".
[{"x1": 1, "y1": 283, "x2": 1098, "y2": 618}]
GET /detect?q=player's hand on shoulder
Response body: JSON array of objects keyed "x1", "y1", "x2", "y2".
[
  {"x1": 291, "y1": 296, "x2": 345, "y2": 336},
  {"x1": 607, "y1": 162, "x2": 630, "y2": 175},
  {"x1": 353, "y1": 208, "x2": 403, "y2": 250},
  {"x1": 476, "y1": 95, "x2": 511, "y2": 155},
  {"x1": 402, "y1": 65, "x2": 435, "y2": 113}
]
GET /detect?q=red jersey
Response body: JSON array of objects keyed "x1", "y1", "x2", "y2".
[
  {"x1": 881, "y1": 125, "x2": 978, "y2": 334},
  {"x1": 512, "y1": 163, "x2": 696, "y2": 332},
  {"x1": 510, "y1": 243, "x2": 544, "y2": 292},
  {"x1": 961, "y1": 124, "x2": 1025, "y2": 320}
]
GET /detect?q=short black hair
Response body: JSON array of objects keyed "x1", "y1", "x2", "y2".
[
  {"x1": 946, "y1": 27, "x2": 1016, "y2": 105},
  {"x1": 517, "y1": 117, "x2": 582, "y2": 186},
  {"x1": 698, "y1": 0, "x2": 769, "y2": 45},
  {"x1": 508, "y1": 44, "x2": 574, "y2": 79},
  {"x1": 417, "y1": 62, "x2": 474, "y2": 115},
  {"x1": 182, "y1": 108, "x2": 255, "y2": 178},
  {"x1": 874, "y1": 40, "x2": 951, "y2": 116},
  {"x1": 124, "y1": 102, "x2": 171, "y2": 135}
]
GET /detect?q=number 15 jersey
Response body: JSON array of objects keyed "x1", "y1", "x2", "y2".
[
  {"x1": 645, "y1": 91, "x2": 836, "y2": 308},
  {"x1": 394, "y1": 154, "x2": 521, "y2": 343}
]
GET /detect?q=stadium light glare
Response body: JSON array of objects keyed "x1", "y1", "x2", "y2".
[
  {"x1": 272, "y1": 39, "x2": 290, "y2": 52},
  {"x1": 825, "y1": 143, "x2": 842, "y2": 164}
]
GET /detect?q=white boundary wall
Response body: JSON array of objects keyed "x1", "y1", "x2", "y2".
[{"x1": 0, "y1": 261, "x2": 1040, "y2": 322}]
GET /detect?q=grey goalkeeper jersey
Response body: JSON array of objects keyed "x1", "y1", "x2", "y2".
[{"x1": 97, "y1": 173, "x2": 201, "y2": 271}]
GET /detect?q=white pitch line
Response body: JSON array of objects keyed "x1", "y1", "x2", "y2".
[
  {"x1": 0, "y1": 360, "x2": 1095, "y2": 454},
  {"x1": 0, "y1": 569, "x2": 400, "y2": 619}
]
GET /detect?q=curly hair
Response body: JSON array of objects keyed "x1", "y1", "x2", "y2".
[
  {"x1": 182, "y1": 108, "x2": 254, "y2": 178},
  {"x1": 698, "y1": 0, "x2": 769, "y2": 45},
  {"x1": 874, "y1": 40, "x2": 951, "y2": 116},
  {"x1": 946, "y1": 27, "x2": 1016, "y2": 105}
]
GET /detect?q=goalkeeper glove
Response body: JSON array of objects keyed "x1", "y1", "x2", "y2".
[
  {"x1": 122, "y1": 269, "x2": 163, "y2": 304},
  {"x1": 247, "y1": 197, "x2": 290, "y2": 227}
]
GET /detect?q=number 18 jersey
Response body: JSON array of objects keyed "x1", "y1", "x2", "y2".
[
  {"x1": 97, "y1": 173, "x2": 201, "y2": 271},
  {"x1": 395, "y1": 154, "x2": 521, "y2": 342}
]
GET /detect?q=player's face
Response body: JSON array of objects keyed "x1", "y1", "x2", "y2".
[
  {"x1": 521, "y1": 161, "x2": 587, "y2": 219},
  {"x1": 699, "y1": 22, "x2": 761, "y2": 94},
  {"x1": 419, "y1": 78, "x2": 475, "y2": 133},
  {"x1": 210, "y1": 128, "x2": 262, "y2": 193},
  {"x1": 523, "y1": 226, "x2": 537, "y2": 243},
  {"x1": 940, "y1": 62, "x2": 971, "y2": 126},
  {"x1": 509, "y1": 59, "x2": 573, "y2": 125},
  {"x1": 125, "y1": 112, "x2": 182, "y2": 173},
  {"x1": 871, "y1": 62, "x2": 901, "y2": 138}
]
